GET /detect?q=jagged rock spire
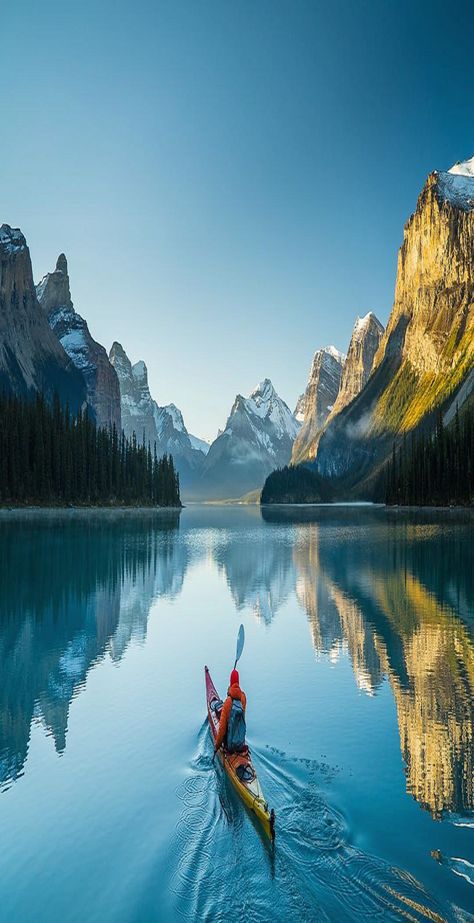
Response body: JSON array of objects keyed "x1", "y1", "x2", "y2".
[{"x1": 56, "y1": 253, "x2": 68, "y2": 273}]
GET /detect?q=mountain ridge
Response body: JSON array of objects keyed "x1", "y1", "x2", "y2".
[
  {"x1": 0, "y1": 225, "x2": 86, "y2": 411},
  {"x1": 313, "y1": 158, "x2": 474, "y2": 490},
  {"x1": 196, "y1": 378, "x2": 300, "y2": 499},
  {"x1": 36, "y1": 254, "x2": 121, "y2": 430}
]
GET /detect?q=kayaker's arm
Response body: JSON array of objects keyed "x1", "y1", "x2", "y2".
[{"x1": 214, "y1": 697, "x2": 231, "y2": 751}]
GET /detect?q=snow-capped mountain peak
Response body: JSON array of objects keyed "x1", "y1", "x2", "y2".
[
  {"x1": 448, "y1": 156, "x2": 474, "y2": 177},
  {"x1": 200, "y1": 378, "x2": 300, "y2": 498},
  {"x1": 162, "y1": 403, "x2": 185, "y2": 432},
  {"x1": 36, "y1": 254, "x2": 121, "y2": 429},
  {"x1": 324, "y1": 344, "x2": 346, "y2": 365},
  {"x1": 246, "y1": 378, "x2": 299, "y2": 439},
  {"x1": 291, "y1": 345, "x2": 344, "y2": 462},
  {"x1": 436, "y1": 157, "x2": 474, "y2": 211},
  {"x1": 353, "y1": 312, "x2": 383, "y2": 341},
  {"x1": 250, "y1": 378, "x2": 275, "y2": 401}
]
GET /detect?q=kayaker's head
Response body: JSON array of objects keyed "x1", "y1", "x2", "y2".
[{"x1": 230, "y1": 669, "x2": 239, "y2": 687}]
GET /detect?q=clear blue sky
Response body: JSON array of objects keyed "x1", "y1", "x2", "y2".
[{"x1": 1, "y1": 0, "x2": 473, "y2": 440}]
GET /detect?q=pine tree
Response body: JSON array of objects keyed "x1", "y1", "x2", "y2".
[{"x1": 0, "y1": 392, "x2": 182, "y2": 508}]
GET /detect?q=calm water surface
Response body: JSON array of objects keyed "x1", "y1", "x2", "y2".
[{"x1": 0, "y1": 505, "x2": 473, "y2": 922}]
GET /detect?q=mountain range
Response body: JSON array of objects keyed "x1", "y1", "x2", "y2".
[
  {"x1": 0, "y1": 225, "x2": 86, "y2": 412},
  {"x1": 36, "y1": 254, "x2": 121, "y2": 430},
  {"x1": 109, "y1": 341, "x2": 208, "y2": 491},
  {"x1": 312, "y1": 157, "x2": 474, "y2": 494},
  {"x1": 1, "y1": 153, "x2": 473, "y2": 503},
  {"x1": 196, "y1": 379, "x2": 300, "y2": 499}
]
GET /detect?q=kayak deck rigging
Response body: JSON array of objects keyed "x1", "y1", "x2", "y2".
[{"x1": 205, "y1": 665, "x2": 275, "y2": 842}]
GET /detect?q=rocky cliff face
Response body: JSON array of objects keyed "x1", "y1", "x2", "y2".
[
  {"x1": 315, "y1": 158, "x2": 474, "y2": 488},
  {"x1": 109, "y1": 343, "x2": 157, "y2": 443},
  {"x1": 199, "y1": 379, "x2": 300, "y2": 499},
  {"x1": 331, "y1": 313, "x2": 384, "y2": 416},
  {"x1": 154, "y1": 403, "x2": 207, "y2": 460},
  {"x1": 0, "y1": 225, "x2": 86, "y2": 410},
  {"x1": 292, "y1": 347, "x2": 344, "y2": 463},
  {"x1": 294, "y1": 392, "x2": 306, "y2": 424},
  {"x1": 36, "y1": 255, "x2": 121, "y2": 430},
  {"x1": 110, "y1": 342, "x2": 206, "y2": 492}
]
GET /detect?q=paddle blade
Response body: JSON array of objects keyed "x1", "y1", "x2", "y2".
[{"x1": 234, "y1": 623, "x2": 245, "y2": 667}]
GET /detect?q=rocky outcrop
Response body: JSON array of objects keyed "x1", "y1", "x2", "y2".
[
  {"x1": 294, "y1": 392, "x2": 306, "y2": 424},
  {"x1": 109, "y1": 343, "x2": 156, "y2": 443},
  {"x1": 110, "y1": 342, "x2": 206, "y2": 492},
  {"x1": 292, "y1": 347, "x2": 344, "y2": 463},
  {"x1": 154, "y1": 403, "x2": 209, "y2": 475},
  {"x1": 198, "y1": 379, "x2": 300, "y2": 499},
  {"x1": 37, "y1": 255, "x2": 121, "y2": 430},
  {"x1": 330, "y1": 313, "x2": 384, "y2": 417},
  {"x1": 315, "y1": 158, "x2": 474, "y2": 489},
  {"x1": 0, "y1": 225, "x2": 86, "y2": 410}
]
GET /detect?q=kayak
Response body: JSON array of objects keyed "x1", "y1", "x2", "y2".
[{"x1": 205, "y1": 665, "x2": 275, "y2": 842}]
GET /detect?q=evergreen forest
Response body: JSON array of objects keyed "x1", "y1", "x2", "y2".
[
  {"x1": 0, "y1": 393, "x2": 181, "y2": 507},
  {"x1": 385, "y1": 404, "x2": 473, "y2": 506}
]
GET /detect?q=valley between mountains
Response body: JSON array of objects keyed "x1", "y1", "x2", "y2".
[{"x1": 1, "y1": 154, "x2": 473, "y2": 504}]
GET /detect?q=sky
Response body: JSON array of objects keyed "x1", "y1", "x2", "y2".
[{"x1": 1, "y1": 0, "x2": 474, "y2": 441}]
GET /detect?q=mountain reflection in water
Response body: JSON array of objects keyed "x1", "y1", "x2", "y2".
[
  {"x1": 260, "y1": 506, "x2": 474, "y2": 819},
  {"x1": 0, "y1": 504, "x2": 472, "y2": 828},
  {"x1": 0, "y1": 511, "x2": 183, "y2": 790}
]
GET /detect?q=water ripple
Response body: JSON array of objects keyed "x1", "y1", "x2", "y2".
[{"x1": 166, "y1": 728, "x2": 452, "y2": 921}]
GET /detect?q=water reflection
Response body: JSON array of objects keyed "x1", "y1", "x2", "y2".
[
  {"x1": 1, "y1": 504, "x2": 473, "y2": 826},
  {"x1": 261, "y1": 506, "x2": 474, "y2": 818},
  {"x1": 0, "y1": 512, "x2": 182, "y2": 790},
  {"x1": 213, "y1": 527, "x2": 294, "y2": 624}
]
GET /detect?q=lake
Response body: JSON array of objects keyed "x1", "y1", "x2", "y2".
[{"x1": 0, "y1": 505, "x2": 473, "y2": 922}]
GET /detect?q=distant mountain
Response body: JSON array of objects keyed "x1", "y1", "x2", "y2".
[
  {"x1": 188, "y1": 432, "x2": 210, "y2": 455},
  {"x1": 315, "y1": 157, "x2": 474, "y2": 492},
  {"x1": 294, "y1": 315, "x2": 383, "y2": 467},
  {"x1": 37, "y1": 254, "x2": 121, "y2": 430},
  {"x1": 109, "y1": 343, "x2": 156, "y2": 443},
  {"x1": 292, "y1": 346, "x2": 345, "y2": 464},
  {"x1": 198, "y1": 379, "x2": 300, "y2": 499},
  {"x1": 153, "y1": 402, "x2": 208, "y2": 476},
  {"x1": 0, "y1": 225, "x2": 86, "y2": 410},
  {"x1": 293, "y1": 392, "x2": 306, "y2": 424},
  {"x1": 109, "y1": 341, "x2": 206, "y2": 492},
  {"x1": 331, "y1": 313, "x2": 384, "y2": 418}
]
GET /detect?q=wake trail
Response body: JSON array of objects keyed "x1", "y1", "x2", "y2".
[{"x1": 169, "y1": 729, "x2": 453, "y2": 922}]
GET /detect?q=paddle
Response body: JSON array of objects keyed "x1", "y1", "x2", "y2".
[
  {"x1": 234, "y1": 623, "x2": 245, "y2": 669},
  {"x1": 213, "y1": 624, "x2": 245, "y2": 763}
]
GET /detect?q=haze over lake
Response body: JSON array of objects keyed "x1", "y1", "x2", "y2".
[{"x1": 0, "y1": 506, "x2": 472, "y2": 922}]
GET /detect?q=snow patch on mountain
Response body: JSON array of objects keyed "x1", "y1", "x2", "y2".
[
  {"x1": 198, "y1": 379, "x2": 300, "y2": 498},
  {"x1": 60, "y1": 328, "x2": 90, "y2": 369},
  {"x1": 324, "y1": 344, "x2": 346, "y2": 365},
  {"x1": 294, "y1": 393, "x2": 306, "y2": 423},
  {"x1": 449, "y1": 156, "x2": 474, "y2": 177},
  {"x1": 0, "y1": 224, "x2": 26, "y2": 254},
  {"x1": 37, "y1": 254, "x2": 121, "y2": 428},
  {"x1": 353, "y1": 313, "x2": 384, "y2": 341},
  {"x1": 247, "y1": 378, "x2": 300, "y2": 441},
  {"x1": 162, "y1": 403, "x2": 185, "y2": 432},
  {"x1": 110, "y1": 343, "x2": 207, "y2": 490},
  {"x1": 436, "y1": 157, "x2": 474, "y2": 211},
  {"x1": 189, "y1": 433, "x2": 210, "y2": 455}
]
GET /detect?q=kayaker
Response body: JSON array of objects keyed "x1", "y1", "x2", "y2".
[{"x1": 214, "y1": 669, "x2": 247, "y2": 754}]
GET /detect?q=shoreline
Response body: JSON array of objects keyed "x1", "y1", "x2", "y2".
[
  {"x1": 260, "y1": 501, "x2": 473, "y2": 512},
  {"x1": 0, "y1": 505, "x2": 183, "y2": 519}
]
